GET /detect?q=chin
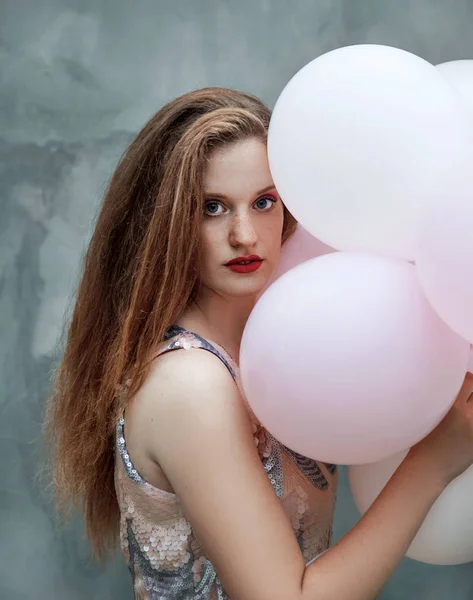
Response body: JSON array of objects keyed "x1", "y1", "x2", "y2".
[
  {"x1": 230, "y1": 288, "x2": 262, "y2": 299},
  {"x1": 238, "y1": 278, "x2": 271, "y2": 297},
  {"x1": 220, "y1": 278, "x2": 268, "y2": 299},
  {"x1": 205, "y1": 266, "x2": 274, "y2": 299}
]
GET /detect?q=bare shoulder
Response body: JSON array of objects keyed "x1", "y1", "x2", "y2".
[
  {"x1": 132, "y1": 347, "x2": 248, "y2": 446},
  {"x1": 144, "y1": 346, "x2": 238, "y2": 406}
]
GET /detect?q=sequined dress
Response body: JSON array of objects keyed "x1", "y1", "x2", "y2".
[{"x1": 114, "y1": 325, "x2": 338, "y2": 600}]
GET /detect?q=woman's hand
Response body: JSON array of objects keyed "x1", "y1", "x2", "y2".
[{"x1": 408, "y1": 371, "x2": 473, "y2": 486}]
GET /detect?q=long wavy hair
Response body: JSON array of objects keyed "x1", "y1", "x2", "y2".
[{"x1": 44, "y1": 87, "x2": 297, "y2": 560}]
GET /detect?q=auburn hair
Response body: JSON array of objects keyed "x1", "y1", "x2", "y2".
[{"x1": 44, "y1": 87, "x2": 297, "y2": 560}]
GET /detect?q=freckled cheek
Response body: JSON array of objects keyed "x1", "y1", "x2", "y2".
[{"x1": 200, "y1": 229, "x2": 228, "y2": 270}]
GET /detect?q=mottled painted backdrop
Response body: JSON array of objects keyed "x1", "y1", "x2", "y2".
[{"x1": 2, "y1": 1, "x2": 473, "y2": 598}]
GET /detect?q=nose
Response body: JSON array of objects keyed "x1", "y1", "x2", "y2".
[{"x1": 228, "y1": 211, "x2": 258, "y2": 249}]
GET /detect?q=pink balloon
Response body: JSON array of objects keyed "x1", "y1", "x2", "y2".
[
  {"x1": 240, "y1": 252, "x2": 470, "y2": 465},
  {"x1": 268, "y1": 45, "x2": 473, "y2": 261},
  {"x1": 417, "y1": 187, "x2": 473, "y2": 343},
  {"x1": 265, "y1": 224, "x2": 334, "y2": 291}
]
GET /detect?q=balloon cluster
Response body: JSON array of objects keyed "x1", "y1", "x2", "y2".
[{"x1": 240, "y1": 46, "x2": 473, "y2": 565}]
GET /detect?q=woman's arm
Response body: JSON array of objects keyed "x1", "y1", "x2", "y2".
[
  {"x1": 135, "y1": 350, "x2": 473, "y2": 600},
  {"x1": 308, "y1": 372, "x2": 473, "y2": 599},
  {"x1": 301, "y1": 448, "x2": 442, "y2": 599}
]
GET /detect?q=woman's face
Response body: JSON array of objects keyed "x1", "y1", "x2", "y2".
[{"x1": 199, "y1": 137, "x2": 284, "y2": 299}]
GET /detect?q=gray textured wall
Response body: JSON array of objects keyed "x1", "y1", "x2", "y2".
[{"x1": 2, "y1": 1, "x2": 473, "y2": 598}]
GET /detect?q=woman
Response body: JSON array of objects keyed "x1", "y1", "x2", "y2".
[{"x1": 46, "y1": 87, "x2": 473, "y2": 600}]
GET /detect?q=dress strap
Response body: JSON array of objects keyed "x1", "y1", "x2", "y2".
[
  {"x1": 159, "y1": 325, "x2": 237, "y2": 382},
  {"x1": 116, "y1": 325, "x2": 238, "y2": 413}
]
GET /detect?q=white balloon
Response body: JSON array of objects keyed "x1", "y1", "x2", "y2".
[
  {"x1": 416, "y1": 186, "x2": 473, "y2": 344},
  {"x1": 268, "y1": 44, "x2": 473, "y2": 260},
  {"x1": 349, "y1": 453, "x2": 473, "y2": 565},
  {"x1": 437, "y1": 59, "x2": 473, "y2": 112}
]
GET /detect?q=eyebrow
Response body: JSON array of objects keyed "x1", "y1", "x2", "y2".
[{"x1": 204, "y1": 184, "x2": 277, "y2": 200}]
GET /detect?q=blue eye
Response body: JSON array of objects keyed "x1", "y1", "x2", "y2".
[
  {"x1": 254, "y1": 196, "x2": 277, "y2": 211},
  {"x1": 204, "y1": 201, "x2": 225, "y2": 216}
]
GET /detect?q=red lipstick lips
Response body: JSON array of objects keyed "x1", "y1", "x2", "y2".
[{"x1": 225, "y1": 254, "x2": 263, "y2": 274}]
